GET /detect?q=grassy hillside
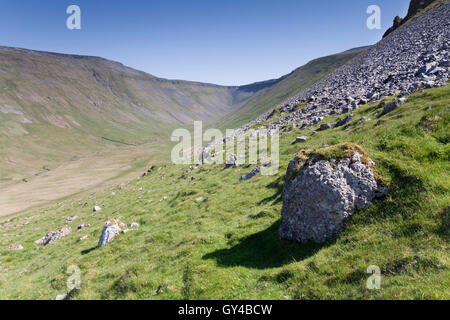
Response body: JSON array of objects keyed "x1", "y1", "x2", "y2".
[
  {"x1": 0, "y1": 46, "x2": 270, "y2": 182},
  {"x1": 211, "y1": 47, "x2": 368, "y2": 130},
  {"x1": 0, "y1": 46, "x2": 366, "y2": 216},
  {"x1": 1, "y1": 85, "x2": 448, "y2": 299}
]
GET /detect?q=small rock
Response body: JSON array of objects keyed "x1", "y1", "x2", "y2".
[
  {"x1": 78, "y1": 235, "x2": 88, "y2": 241},
  {"x1": 239, "y1": 167, "x2": 260, "y2": 181},
  {"x1": 34, "y1": 237, "x2": 45, "y2": 245},
  {"x1": 296, "y1": 136, "x2": 308, "y2": 143},
  {"x1": 398, "y1": 97, "x2": 408, "y2": 104},
  {"x1": 54, "y1": 294, "x2": 67, "y2": 301},
  {"x1": 66, "y1": 215, "x2": 79, "y2": 224},
  {"x1": 77, "y1": 223, "x2": 90, "y2": 231},
  {"x1": 318, "y1": 123, "x2": 332, "y2": 131},
  {"x1": 130, "y1": 222, "x2": 139, "y2": 228},
  {"x1": 358, "y1": 116, "x2": 370, "y2": 123},
  {"x1": 195, "y1": 197, "x2": 203, "y2": 202},
  {"x1": 335, "y1": 113, "x2": 353, "y2": 127},
  {"x1": 9, "y1": 244, "x2": 24, "y2": 251},
  {"x1": 382, "y1": 100, "x2": 400, "y2": 115},
  {"x1": 93, "y1": 206, "x2": 102, "y2": 212}
]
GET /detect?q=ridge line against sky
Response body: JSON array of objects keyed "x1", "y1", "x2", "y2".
[{"x1": 1, "y1": 0, "x2": 409, "y2": 86}]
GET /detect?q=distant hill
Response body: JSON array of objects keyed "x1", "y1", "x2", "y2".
[{"x1": 0, "y1": 46, "x2": 271, "y2": 181}]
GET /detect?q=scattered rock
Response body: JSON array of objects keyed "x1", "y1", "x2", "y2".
[
  {"x1": 296, "y1": 136, "x2": 308, "y2": 143},
  {"x1": 358, "y1": 116, "x2": 370, "y2": 123},
  {"x1": 93, "y1": 206, "x2": 102, "y2": 212},
  {"x1": 334, "y1": 113, "x2": 353, "y2": 127},
  {"x1": 66, "y1": 215, "x2": 79, "y2": 224},
  {"x1": 318, "y1": 123, "x2": 332, "y2": 131},
  {"x1": 239, "y1": 167, "x2": 260, "y2": 181},
  {"x1": 195, "y1": 197, "x2": 203, "y2": 202},
  {"x1": 34, "y1": 237, "x2": 45, "y2": 245},
  {"x1": 78, "y1": 235, "x2": 88, "y2": 241},
  {"x1": 398, "y1": 97, "x2": 408, "y2": 104},
  {"x1": 279, "y1": 143, "x2": 387, "y2": 243},
  {"x1": 41, "y1": 226, "x2": 72, "y2": 245},
  {"x1": 382, "y1": 100, "x2": 400, "y2": 115},
  {"x1": 77, "y1": 223, "x2": 90, "y2": 231},
  {"x1": 9, "y1": 244, "x2": 23, "y2": 250},
  {"x1": 98, "y1": 219, "x2": 124, "y2": 247},
  {"x1": 130, "y1": 222, "x2": 139, "y2": 228}
]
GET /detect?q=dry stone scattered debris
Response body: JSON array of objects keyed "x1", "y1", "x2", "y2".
[{"x1": 39, "y1": 226, "x2": 72, "y2": 245}]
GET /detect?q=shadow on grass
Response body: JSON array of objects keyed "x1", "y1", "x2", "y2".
[
  {"x1": 81, "y1": 246, "x2": 98, "y2": 255},
  {"x1": 371, "y1": 159, "x2": 426, "y2": 220},
  {"x1": 202, "y1": 221, "x2": 330, "y2": 269},
  {"x1": 257, "y1": 175, "x2": 285, "y2": 206}
]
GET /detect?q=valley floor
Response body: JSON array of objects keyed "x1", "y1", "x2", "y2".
[
  {"x1": 0, "y1": 85, "x2": 449, "y2": 299},
  {"x1": 0, "y1": 142, "x2": 169, "y2": 217}
]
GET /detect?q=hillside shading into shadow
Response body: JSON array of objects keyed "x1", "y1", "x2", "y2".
[{"x1": 203, "y1": 221, "x2": 330, "y2": 269}]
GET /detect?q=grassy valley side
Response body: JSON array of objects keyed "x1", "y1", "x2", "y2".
[{"x1": 0, "y1": 85, "x2": 448, "y2": 299}]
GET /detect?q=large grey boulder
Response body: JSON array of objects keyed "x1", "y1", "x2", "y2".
[
  {"x1": 279, "y1": 144, "x2": 387, "y2": 243},
  {"x1": 98, "y1": 219, "x2": 124, "y2": 247}
]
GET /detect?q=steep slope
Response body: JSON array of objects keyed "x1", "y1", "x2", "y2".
[
  {"x1": 383, "y1": 0, "x2": 439, "y2": 37},
  {"x1": 211, "y1": 47, "x2": 368, "y2": 130},
  {"x1": 214, "y1": 0, "x2": 449, "y2": 144}
]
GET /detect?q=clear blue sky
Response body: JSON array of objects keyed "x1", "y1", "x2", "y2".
[{"x1": 0, "y1": 0, "x2": 409, "y2": 86}]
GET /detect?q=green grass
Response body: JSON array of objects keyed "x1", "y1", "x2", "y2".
[{"x1": 0, "y1": 85, "x2": 449, "y2": 299}]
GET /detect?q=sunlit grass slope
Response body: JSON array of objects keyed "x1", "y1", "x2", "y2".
[{"x1": 0, "y1": 85, "x2": 448, "y2": 299}]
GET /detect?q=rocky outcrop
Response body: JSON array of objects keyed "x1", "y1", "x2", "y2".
[
  {"x1": 383, "y1": 0, "x2": 437, "y2": 38},
  {"x1": 279, "y1": 143, "x2": 387, "y2": 243}
]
